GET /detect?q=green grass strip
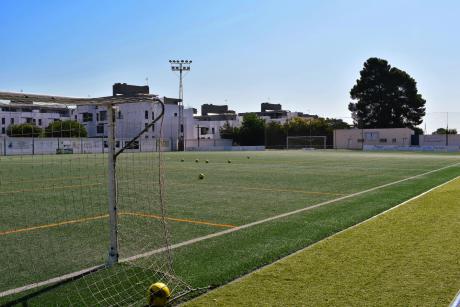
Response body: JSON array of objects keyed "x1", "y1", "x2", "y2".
[{"x1": 186, "y1": 177, "x2": 460, "y2": 306}]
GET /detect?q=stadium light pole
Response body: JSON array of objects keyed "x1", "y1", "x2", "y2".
[{"x1": 169, "y1": 59, "x2": 192, "y2": 151}]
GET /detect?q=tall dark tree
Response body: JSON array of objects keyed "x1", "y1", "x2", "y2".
[
  {"x1": 349, "y1": 58, "x2": 426, "y2": 129},
  {"x1": 235, "y1": 113, "x2": 265, "y2": 146}
]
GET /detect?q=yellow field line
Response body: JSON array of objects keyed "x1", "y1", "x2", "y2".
[
  {"x1": 120, "y1": 211, "x2": 236, "y2": 229},
  {"x1": 0, "y1": 211, "x2": 235, "y2": 236},
  {"x1": 171, "y1": 182, "x2": 345, "y2": 196},
  {"x1": 0, "y1": 183, "x2": 103, "y2": 195},
  {"x1": 0, "y1": 214, "x2": 109, "y2": 236}
]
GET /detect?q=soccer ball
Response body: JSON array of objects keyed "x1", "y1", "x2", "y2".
[
  {"x1": 228, "y1": 160, "x2": 232, "y2": 163},
  {"x1": 147, "y1": 282, "x2": 170, "y2": 307},
  {"x1": 195, "y1": 159, "x2": 199, "y2": 163},
  {"x1": 205, "y1": 160, "x2": 209, "y2": 163},
  {"x1": 199, "y1": 173, "x2": 205, "y2": 179}
]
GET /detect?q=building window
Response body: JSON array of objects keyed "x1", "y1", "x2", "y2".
[
  {"x1": 212, "y1": 127, "x2": 215, "y2": 134},
  {"x1": 392, "y1": 138, "x2": 397, "y2": 143},
  {"x1": 201, "y1": 127, "x2": 209, "y2": 135},
  {"x1": 97, "y1": 124, "x2": 104, "y2": 134},
  {"x1": 151, "y1": 125, "x2": 155, "y2": 132},
  {"x1": 99, "y1": 111, "x2": 107, "y2": 121},
  {"x1": 145, "y1": 110, "x2": 149, "y2": 119},
  {"x1": 152, "y1": 112, "x2": 155, "y2": 119},
  {"x1": 364, "y1": 132, "x2": 379, "y2": 141},
  {"x1": 1, "y1": 127, "x2": 5, "y2": 134},
  {"x1": 32, "y1": 119, "x2": 36, "y2": 124},
  {"x1": 118, "y1": 111, "x2": 123, "y2": 119},
  {"x1": 145, "y1": 123, "x2": 148, "y2": 129},
  {"x1": 380, "y1": 138, "x2": 387, "y2": 143},
  {"x1": 74, "y1": 115, "x2": 77, "y2": 120},
  {"x1": 10, "y1": 118, "x2": 14, "y2": 124},
  {"x1": 1, "y1": 118, "x2": 4, "y2": 125},
  {"x1": 174, "y1": 113, "x2": 177, "y2": 117},
  {"x1": 83, "y1": 113, "x2": 93, "y2": 122},
  {"x1": 38, "y1": 119, "x2": 42, "y2": 126}
]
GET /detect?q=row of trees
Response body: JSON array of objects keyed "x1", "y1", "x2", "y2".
[
  {"x1": 221, "y1": 113, "x2": 350, "y2": 147},
  {"x1": 6, "y1": 120, "x2": 87, "y2": 137}
]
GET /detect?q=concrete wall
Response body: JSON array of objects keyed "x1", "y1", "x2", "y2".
[
  {"x1": 334, "y1": 128, "x2": 414, "y2": 149},
  {"x1": 419, "y1": 134, "x2": 460, "y2": 147},
  {"x1": 0, "y1": 137, "x2": 171, "y2": 156},
  {"x1": 184, "y1": 138, "x2": 232, "y2": 151}
]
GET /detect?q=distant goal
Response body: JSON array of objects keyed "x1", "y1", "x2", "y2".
[{"x1": 286, "y1": 135, "x2": 327, "y2": 149}]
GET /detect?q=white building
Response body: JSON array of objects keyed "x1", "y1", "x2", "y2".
[
  {"x1": 0, "y1": 102, "x2": 72, "y2": 136},
  {"x1": 193, "y1": 114, "x2": 240, "y2": 140},
  {"x1": 74, "y1": 98, "x2": 196, "y2": 150}
]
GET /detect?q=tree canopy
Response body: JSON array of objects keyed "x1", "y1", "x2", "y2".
[
  {"x1": 349, "y1": 57, "x2": 426, "y2": 129},
  {"x1": 44, "y1": 120, "x2": 88, "y2": 137},
  {"x1": 6, "y1": 123, "x2": 42, "y2": 137},
  {"x1": 234, "y1": 113, "x2": 266, "y2": 146},
  {"x1": 433, "y1": 128, "x2": 457, "y2": 135},
  {"x1": 222, "y1": 114, "x2": 350, "y2": 147}
]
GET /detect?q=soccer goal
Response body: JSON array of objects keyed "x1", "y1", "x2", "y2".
[
  {"x1": 0, "y1": 92, "x2": 191, "y2": 306},
  {"x1": 286, "y1": 135, "x2": 327, "y2": 149}
]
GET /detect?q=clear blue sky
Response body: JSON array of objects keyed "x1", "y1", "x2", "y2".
[{"x1": 1, "y1": 0, "x2": 459, "y2": 130}]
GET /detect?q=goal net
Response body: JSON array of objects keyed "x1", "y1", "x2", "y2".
[
  {"x1": 0, "y1": 93, "x2": 191, "y2": 306},
  {"x1": 286, "y1": 135, "x2": 327, "y2": 149}
]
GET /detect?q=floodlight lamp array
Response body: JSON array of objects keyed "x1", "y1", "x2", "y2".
[{"x1": 168, "y1": 60, "x2": 192, "y2": 64}]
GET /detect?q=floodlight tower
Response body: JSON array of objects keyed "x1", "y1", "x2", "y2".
[{"x1": 169, "y1": 59, "x2": 192, "y2": 151}]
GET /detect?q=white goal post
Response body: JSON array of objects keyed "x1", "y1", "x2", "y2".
[
  {"x1": 0, "y1": 91, "x2": 192, "y2": 306},
  {"x1": 286, "y1": 135, "x2": 327, "y2": 149}
]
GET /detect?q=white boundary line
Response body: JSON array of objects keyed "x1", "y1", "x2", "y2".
[
  {"x1": 451, "y1": 289, "x2": 460, "y2": 307},
  {"x1": 0, "y1": 265, "x2": 105, "y2": 298},
  {"x1": 186, "y1": 174, "x2": 460, "y2": 305},
  {"x1": 1, "y1": 161, "x2": 459, "y2": 299},
  {"x1": 122, "y1": 161, "x2": 460, "y2": 262}
]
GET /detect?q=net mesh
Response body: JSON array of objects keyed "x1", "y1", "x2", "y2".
[
  {"x1": 0, "y1": 100, "x2": 191, "y2": 306},
  {"x1": 286, "y1": 135, "x2": 327, "y2": 149}
]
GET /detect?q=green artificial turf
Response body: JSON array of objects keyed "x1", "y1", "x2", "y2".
[
  {"x1": 185, "y1": 176, "x2": 460, "y2": 307},
  {"x1": 0, "y1": 150, "x2": 459, "y2": 305}
]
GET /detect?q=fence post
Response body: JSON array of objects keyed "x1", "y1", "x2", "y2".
[{"x1": 107, "y1": 104, "x2": 119, "y2": 266}]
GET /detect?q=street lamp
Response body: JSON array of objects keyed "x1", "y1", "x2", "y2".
[{"x1": 169, "y1": 59, "x2": 192, "y2": 151}]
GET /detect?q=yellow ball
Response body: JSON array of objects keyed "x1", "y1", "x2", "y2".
[{"x1": 147, "y1": 282, "x2": 170, "y2": 307}]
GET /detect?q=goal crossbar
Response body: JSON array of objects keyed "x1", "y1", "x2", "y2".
[{"x1": 286, "y1": 135, "x2": 327, "y2": 149}]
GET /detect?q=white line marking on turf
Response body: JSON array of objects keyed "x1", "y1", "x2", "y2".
[
  {"x1": 451, "y1": 289, "x2": 460, "y2": 307},
  {"x1": 185, "y1": 174, "x2": 460, "y2": 305},
  {"x1": 122, "y1": 161, "x2": 460, "y2": 262},
  {"x1": 1, "y1": 161, "x2": 459, "y2": 299},
  {"x1": 0, "y1": 265, "x2": 105, "y2": 298}
]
